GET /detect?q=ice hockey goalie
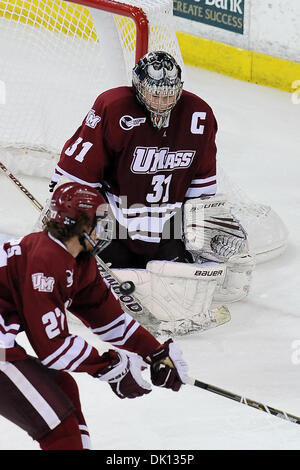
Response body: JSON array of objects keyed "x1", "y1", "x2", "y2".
[{"x1": 112, "y1": 195, "x2": 255, "y2": 336}]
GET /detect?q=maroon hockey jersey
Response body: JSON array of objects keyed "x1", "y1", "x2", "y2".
[
  {"x1": 53, "y1": 87, "x2": 217, "y2": 255},
  {"x1": 0, "y1": 233, "x2": 160, "y2": 375}
]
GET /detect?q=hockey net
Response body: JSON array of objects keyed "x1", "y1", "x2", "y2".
[{"x1": 0, "y1": 0, "x2": 288, "y2": 261}]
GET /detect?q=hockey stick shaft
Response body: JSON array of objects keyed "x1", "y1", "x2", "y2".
[
  {"x1": 0, "y1": 161, "x2": 43, "y2": 212},
  {"x1": 96, "y1": 256, "x2": 160, "y2": 335},
  {"x1": 188, "y1": 377, "x2": 300, "y2": 425},
  {"x1": 152, "y1": 359, "x2": 300, "y2": 425}
]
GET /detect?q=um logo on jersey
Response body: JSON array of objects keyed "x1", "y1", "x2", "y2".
[
  {"x1": 131, "y1": 147, "x2": 196, "y2": 174},
  {"x1": 85, "y1": 109, "x2": 101, "y2": 128},
  {"x1": 32, "y1": 272, "x2": 55, "y2": 292}
]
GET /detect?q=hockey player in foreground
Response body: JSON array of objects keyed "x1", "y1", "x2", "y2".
[
  {"x1": 43, "y1": 50, "x2": 254, "y2": 333},
  {"x1": 0, "y1": 183, "x2": 188, "y2": 450}
]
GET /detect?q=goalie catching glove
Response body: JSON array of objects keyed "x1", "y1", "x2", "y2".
[{"x1": 183, "y1": 195, "x2": 249, "y2": 263}]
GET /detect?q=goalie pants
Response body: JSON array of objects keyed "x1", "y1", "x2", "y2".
[
  {"x1": 0, "y1": 356, "x2": 91, "y2": 450},
  {"x1": 100, "y1": 239, "x2": 193, "y2": 268}
]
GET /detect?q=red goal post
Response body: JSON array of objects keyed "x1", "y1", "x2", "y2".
[{"x1": 69, "y1": 0, "x2": 149, "y2": 64}]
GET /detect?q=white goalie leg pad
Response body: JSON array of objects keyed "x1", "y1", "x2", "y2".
[
  {"x1": 213, "y1": 254, "x2": 256, "y2": 304},
  {"x1": 111, "y1": 268, "x2": 152, "y2": 314},
  {"x1": 146, "y1": 260, "x2": 226, "y2": 322},
  {"x1": 113, "y1": 264, "x2": 231, "y2": 336}
]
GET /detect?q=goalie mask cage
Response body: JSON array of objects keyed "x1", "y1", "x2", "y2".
[{"x1": 0, "y1": 0, "x2": 288, "y2": 261}]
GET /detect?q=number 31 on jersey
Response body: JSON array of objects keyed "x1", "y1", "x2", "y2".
[{"x1": 65, "y1": 137, "x2": 93, "y2": 162}]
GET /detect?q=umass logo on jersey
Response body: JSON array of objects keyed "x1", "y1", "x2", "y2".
[
  {"x1": 131, "y1": 147, "x2": 196, "y2": 174},
  {"x1": 32, "y1": 272, "x2": 55, "y2": 292},
  {"x1": 119, "y1": 115, "x2": 146, "y2": 131}
]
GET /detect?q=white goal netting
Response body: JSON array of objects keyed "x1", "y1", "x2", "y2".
[
  {"x1": 0, "y1": 0, "x2": 288, "y2": 261},
  {"x1": 0, "y1": 0, "x2": 183, "y2": 159}
]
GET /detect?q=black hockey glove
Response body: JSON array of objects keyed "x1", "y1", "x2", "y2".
[
  {"x1": 146, "y1": 339, "x2": 188, "y2": 392},
  {"x1": 97, "y1": 350, "x2": 151, "y2": 399}
]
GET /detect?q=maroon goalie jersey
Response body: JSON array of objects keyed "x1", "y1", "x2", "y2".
[
  {"x1": 54, "y1": 87, "x2": 217, "y2": 255},
  {"x1": 0, "y1": 233, "x2": 160, "y2": 375}
]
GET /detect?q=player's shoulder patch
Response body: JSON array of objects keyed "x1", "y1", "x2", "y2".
[{"x1": 85, "y1": 109, "x2": 101, "y2": 129}]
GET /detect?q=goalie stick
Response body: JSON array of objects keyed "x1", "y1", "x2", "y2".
[{"x1": 0, "y1": 160, "x2": 230, "y2": 336}]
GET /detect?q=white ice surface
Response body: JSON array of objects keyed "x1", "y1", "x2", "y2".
[{"x1": 0, "y1": 65, "x2": 300, "y2": 450}]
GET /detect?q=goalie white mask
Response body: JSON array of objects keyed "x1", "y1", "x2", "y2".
[{"x1": 133, "y1": 51, "x2": 183, "y2": 129}]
